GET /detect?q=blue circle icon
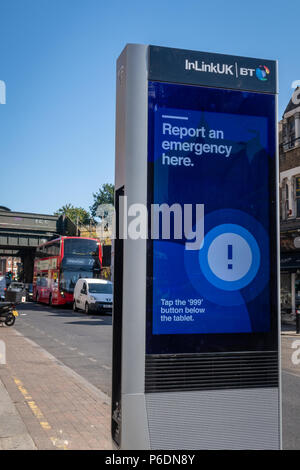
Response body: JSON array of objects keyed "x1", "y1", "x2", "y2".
[
  {"x1": 199, "y1": 224, "x2": 260, "y2": 291},
  {"x1": 184, "y1": 209, "x2": 269, "y2": 307}
]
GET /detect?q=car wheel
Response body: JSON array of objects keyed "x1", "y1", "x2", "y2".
[
  {"x1": 73, "y1": 301, "x2": 78, "y2": 312},
  {"x1": 85, "y1": 303, "x2": 90, "y2": 315}
]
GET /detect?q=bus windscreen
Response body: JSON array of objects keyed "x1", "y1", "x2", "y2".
[{"x1": 63, "y1": 238, "x2": 98, "y2": 256}]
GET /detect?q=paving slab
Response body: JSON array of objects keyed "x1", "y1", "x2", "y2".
[{"x1": 0, "y1": 376, "x2": 36, "y2": 450}]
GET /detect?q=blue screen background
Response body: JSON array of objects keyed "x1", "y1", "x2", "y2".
[{"x1": 148, "y1": 82, "x2": 276, "y2": 336}]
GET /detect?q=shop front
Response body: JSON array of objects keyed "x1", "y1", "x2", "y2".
[{"x1": 281, "y1": 251, "x2": 300, "y2": 316}]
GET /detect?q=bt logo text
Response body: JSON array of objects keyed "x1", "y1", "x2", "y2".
[
  {"x1": 0, "y1": 80, "x2": 6, "y2": 104},
  {"x1": 240, "y1": 67, "x2": 256, "y2": 77}
]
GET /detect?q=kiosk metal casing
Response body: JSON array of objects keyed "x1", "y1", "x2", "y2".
[{"x1": 112, "y1": 44, "x2": 280, "y2": 449}]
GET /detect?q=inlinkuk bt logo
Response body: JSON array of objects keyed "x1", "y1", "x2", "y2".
[
  {"x1": 256, "y1": 65, "x2": 270, "y2": 81},
  {"x1": 185, "y1": 59, "x2": 271, "y2": 82}
]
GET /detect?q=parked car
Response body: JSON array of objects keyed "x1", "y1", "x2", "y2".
[
  {"x1": 7, "y1": 282, "x2": 25, "y2": 292},
  {"x1": 73, "y1": 278, "x2": 113, "y2": 314},
  {"x1": 25, "y1": 283, "x2": 33, "y2": 302},
  {"x1": 5, "y1": 282, "x2": 27, "y2": 303}
]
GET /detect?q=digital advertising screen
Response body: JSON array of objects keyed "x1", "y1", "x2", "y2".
[{"x1": 147, "y1": 81, "x2": 277, "y2": 354}]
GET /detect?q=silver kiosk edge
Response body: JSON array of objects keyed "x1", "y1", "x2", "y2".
[{"x1": 112, "y1": 44, "x2": 281, "y2": 450}]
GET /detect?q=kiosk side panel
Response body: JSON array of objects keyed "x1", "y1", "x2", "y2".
[
  {"x1": 111, "y1": 186, "x2": 124, "y2": 447},
  {"x1": 114, "y1": 44, "x2": 150, "y2": 449}
]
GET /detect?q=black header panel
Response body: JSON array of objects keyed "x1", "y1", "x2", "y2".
[{"x1": 149, "y1": 45, "x2": 277, "y2": 94}]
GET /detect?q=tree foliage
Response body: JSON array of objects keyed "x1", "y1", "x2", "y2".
[
  {"x1": 90, "y1": 183, "x2": 114, "y2": 218},
  {"x1": 54, "y1": 204, "x2": 91, "y2": 225}
]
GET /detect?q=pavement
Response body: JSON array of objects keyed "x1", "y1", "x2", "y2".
[
  {"x1": 0, "y1": 378, "x2": 35, "y2": 449},
  {"x1": 15, "y1": 302, "x2": 112, "y2": 396},
  {"x1": 0, "y1": 324, "x2": 113, "y2": 450}
]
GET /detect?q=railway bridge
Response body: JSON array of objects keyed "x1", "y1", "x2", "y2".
[{"x1": 0, "y1": 207, "x2": 76, "y2": 282}]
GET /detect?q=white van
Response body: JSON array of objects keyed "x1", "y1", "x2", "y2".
[{"x1": 73, "y1": 278, "x2": 113, "y2": 314}]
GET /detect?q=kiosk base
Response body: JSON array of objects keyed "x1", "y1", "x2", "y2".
[{"x1": 144, "y1": 388, "x2": 280, "y2": 449}]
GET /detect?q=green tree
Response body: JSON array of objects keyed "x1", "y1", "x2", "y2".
[
  {"x1": 90, "y1": 183, "x2": 114, "y2": 218},
  {"x1": 54, "y1": 204, "x2": 91, "y2": 226}
]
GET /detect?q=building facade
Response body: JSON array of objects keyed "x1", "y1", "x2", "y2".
[
  {"x1": 0, "y1": 256, "x2": 21, "y2": 279},
  {"x1": 280, "y1": 88, "x2": 300, "y2": 316}
]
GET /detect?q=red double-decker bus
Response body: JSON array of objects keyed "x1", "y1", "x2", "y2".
[{"x1": 33, "y1": 236, "x2": 102, "y2": 306}]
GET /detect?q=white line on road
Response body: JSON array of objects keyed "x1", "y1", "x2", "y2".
[{"x1": 102, "y1": 365, "x2": 111, "y2": 371}]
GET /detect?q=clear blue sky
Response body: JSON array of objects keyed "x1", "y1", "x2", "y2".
[{"x1": 0, "y1": 0, "x2": 299, "y2": 215}]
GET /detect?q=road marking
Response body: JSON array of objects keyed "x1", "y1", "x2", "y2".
[
  {"x1": 88, "y1": 357, "x2": 97, "y2": 363},
  {"x1": 68, "y1": 347, "x2": 77, "y2": 351},
  {"x1": 282, "y1": 369, "x2": 300, "y2": 379},
  {"x1": 13, "y1": 377, "x2": 68, "y2": 450},
  {"x1": 35, "y1": 328, "x2": 45, "y2": 335},
  {"x1": 77, "y1": 352, "x2": 85, "y2": 356},
  {"x1": 102, "y1": 365, "x2": 111, "y2": 370},
  {"x1": 40, "y1": 422, "x2": 51, "y2": 430}
]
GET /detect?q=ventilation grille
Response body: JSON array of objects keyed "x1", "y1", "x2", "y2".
[
  {"x1": 145, "y1": 351, "x2": 278, "y2": 393},
  {"x1": 145, "y1": 388, "x2": 280, "y2": 450}
]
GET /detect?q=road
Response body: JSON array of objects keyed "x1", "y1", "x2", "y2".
[
  {"x1": 281, "y1": 333, "x2": 300, "y2": 450},
  {"x1": 15, "y1": 302, "x2": 112, "y2": 396},
  {"x1": 14, "y1": 302, "x2": 300, "y2": 449}
]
